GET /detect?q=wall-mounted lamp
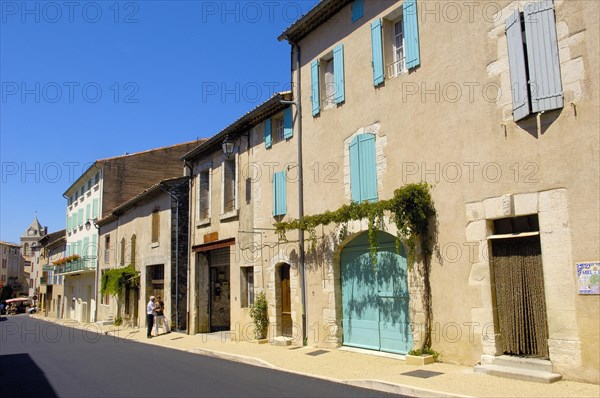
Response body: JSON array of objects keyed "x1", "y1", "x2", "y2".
[
  {"x1": 85, "y1": 218, "x2": 99, "y2": 231},
  {"x1": 222, "y1": 135, "x2": 235, "y2": 158}
]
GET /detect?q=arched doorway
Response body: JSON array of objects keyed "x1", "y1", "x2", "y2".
[{"x1": 340, "y1": 231, "x2": 412, "y2": 354}]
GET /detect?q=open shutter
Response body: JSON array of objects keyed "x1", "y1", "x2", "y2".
[
  {"x1": 273, "y1": 171, "x2": 287, "y2": 216},
  {"x1": 86, "y1": 204, "x2": 91, "y2": 221},
  {"x1": 506, "y1": 10, "x2": 531, "y2": 121},
  {"x1": 371, "y1": 19, "x2": 385, "y2": 86},
  {"x1": 349, "y1": 136, "x2": 361, "y2": 202},
  {"x1": 283, "y1": 107, "x2": 293, "y2": 139},
  {"x1": 311, "y1": 59, "x2": 320, "y2": 116},
  {"x1": 403, "y1": 0, "x2": 420, "y2": 69},
  {"x1": 78, "y1": 209, "x2": 83, "y2": 226},
  {"x1": 351, "y1": 0, "x2": 364, "y2": 22},
  {"x1": 264, "y1": 118, "x2": 272, "y2": 149},
  {"x1": 358, "y1": 135, "x2": 378, "y2": 202},
  {"x1": 92, "y1": 198, "x2": 99, "y2": 218},
  {"x1": 83, "y1": 237, "x2": 89, "y2": 258},
  {"x1": 91, "y1": 234, "x2": 97, "y2": 259},
  {"x1": 524, "y1": 0, "x2": 563, "y2": 113},
  {"x1": 333, "y1": 44, "x2": 345, "y2": 104}
]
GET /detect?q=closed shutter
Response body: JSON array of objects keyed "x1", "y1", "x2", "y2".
[
  {"x1": 333, "y1": 44, "x2": 345, "y2": 104},
  {"x1": 524, "y1": 0, "x2": 563, "y2": 113},
  {"x1": 350, "y1": 134, "x2": 378, "y2": 203},
  {"x1": 351, "y1": 0, "x2": 364, "y2": 22},
  {"x1": 91, "y1": 235, "x2": 97, "y2": 258},
  {"x1": 506, "y1": 10, "x2": 531, "y2": 121},
  {"x1": 358, "y1": 134, "x2": 378, "y2": 202},
  {"x1": 78, "y1": 209, "x2": 83, "y2": 226},
  {"x1": 265, "y1": 118, "x2": 272, "y2": 149},
  {"x1": 311, "y1": 59, "x2": 320, "y2": 116},
  {"x1": 83, "y1": 237, "x2": 89, "y2": 257},
  {"x1": 67, "y1": 215, "x2": 71, "y2": 230},
  {"x1": 77, "y1": 240, "x2": 82, "y2": 256},
  {"x1": 92, "y1": 198, "x2": 99, "y2": 218},
  {"x1": 403, "y1": 0, "x2": 420, "y2": 69},
  {"x1": 283, "y1": 107, "x2": 293, "y2": 139},
  {"x1": 273, "y1": 171, "x2": 287, "y2": 216},
  {"x1": 349, "y1": 137, "x2": 361, "y2": 202},
  {"x1": 371, "y1": 19, "x2": 385, "y2": 86},
  {"x1": 86, "y1": 204, "x2": 91, "y2": 221}
]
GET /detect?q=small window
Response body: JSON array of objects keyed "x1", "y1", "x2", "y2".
[
  {"x1": 151, "y1": 209, "x2": 160, "y2": 243},
  {"x1": 104, "y1": 235, "x2": 110, "y2": 264},
  {"x1": 94, "y1": 172, "x2": 100, "y2": 185},
  {"x1": 130, "y1": 234, "x2": 136, "y2": 266},
  {"x1": 240, "y1": 267, "x2": 254, "y2": 308},
  {"x1": 273, "y1": 117, "x2": 285, "y2": 143},
  {"x1": 493, "y1": 215, "x2": 539, "y2": 235},
  {"x1": 223, "y1": 159, "x2": 236, "y2": 214},
  {"x1": 120, "y1": 238, "x2": 126, "y2": 267},
  {"x1": 199, "y1": 170, "x2": 211, "y2": 220}
]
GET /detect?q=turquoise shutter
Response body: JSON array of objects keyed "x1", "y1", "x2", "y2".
[
  {"x1": 283, "y1": 107, "x2": 293, "y2": 139},
  {"x1": 67, "y1": 215, "x2": 70, "y2": 230},
  {"x1": 403, "y1": 0, "x2": 420, "y2": 69},
  {"x1": 92, "y1": 198, "x2": 99, "y2": 218},
  {"x1": 351, "y1": 0, "x2": 364, "y2": 22},
  {"x1": 311, "y1": 59, "x2": 320, "y2": 116},
  {"x1": 273, "y1": 171, "x2": 287, "y2": 216},
  {"x1": 358, "y1": 134, "x2": 378, "y2": 202},
  {"x1": 349, "y1": 137, "x2": 361, "y2": 202},
  {"x1": 91, "y1": 234, "x2": 97, "y2": 259},
  {"x1": 78, "y1": 209, "x2": 83, "y2": 226},
  {"x1": 83, "y1": 237, "x2": 89, "y2": 257},
  {"x1": 371, "y1": 19, "x2": 384, "y2": 86},
  {"x1": 524, "y1": 0, "x2": 563, "y2": 113},
  {"x1": 265, "y1": 118, "x2": 272, "y2": 149},
  {"x1": 506, "y1": 10, "x2": 530, "y2": 121},
  {"x1": 333, "y1": 44, "x2": 345, "y2": 104},
  {"x1": 86, "y1": 204, "x2": 91, "y2": 221}
]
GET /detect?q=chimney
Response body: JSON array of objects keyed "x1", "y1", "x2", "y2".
[{"x1": 44, "y1": 226, "x2": 48, "y2": 236}]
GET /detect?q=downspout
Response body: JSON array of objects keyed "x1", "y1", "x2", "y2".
[
  {"x1": 183, "y1": 159, "x2": 194, "y2": 334},
  {"x1": 282, "y1": 37, "x2": 307, "y2": 345}
]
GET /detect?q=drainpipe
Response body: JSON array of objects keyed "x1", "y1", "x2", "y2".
[
  {"x1": 281, "y1": 38, "x2": 307, "y2": 345},
  {"x1": 183, "y1": 160, "x2": 193, "y2": 334}
]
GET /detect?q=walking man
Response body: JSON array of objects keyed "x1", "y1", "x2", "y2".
[{"x1": 146, "y1": 296, "x2": 155, "y2": 338}]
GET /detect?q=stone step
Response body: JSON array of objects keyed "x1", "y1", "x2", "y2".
[
  {"x1": 480, "y1": 355, "x2": 553, "y2": 372},
  {"x1": 271, "y1": 336, "x2": 292, "y2": 346},
  {"x1": 474, "y1": 364, "x2": 562, "y2": 384}
]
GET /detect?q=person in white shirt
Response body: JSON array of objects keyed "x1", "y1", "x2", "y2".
[{"x1": 146, "y1": 296, "x2": 155, "y2": 338}]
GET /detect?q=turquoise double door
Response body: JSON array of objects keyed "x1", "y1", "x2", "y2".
[{"x1": 341, "y1": 231, "x2": 412, "y2": 354}]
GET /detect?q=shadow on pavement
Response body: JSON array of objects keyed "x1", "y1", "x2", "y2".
[{"x1": 0, "y1": 353, "x2": 59, "y2": 397}]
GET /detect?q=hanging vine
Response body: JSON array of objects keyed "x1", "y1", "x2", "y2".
[
  {"x1": 274, "y1": 182, "x2": 436, "y2": 352},
  {"x1": 100, "y1": 264, "x2": 140, "y2": 300}
]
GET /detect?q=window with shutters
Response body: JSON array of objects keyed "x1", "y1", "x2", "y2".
[
  {"x1": 104, "y1": 235, "x2": 110, "y2": 264},
  {"x1": 151, "y1": 208, "x2": 160, "y2": 244},
  {"x1": 120, "y1": 237, "x2": 125, "y2": 267},
  {"x1": 273, "y1": 117, "x2": 285, "y2": 143},
  {"x1": 311, "y1": 44, "x2": 345, "y2": 115},
  {"x1": 272, "y1": 171, "x2": 287, "y2": 217},
  {"x1": 505, "y1": 0, "x2": 563, "y2": 122},
  {"x1": 371, "y1": 1, "x2": 420, "y2": 86},
  {"x1": 199, "y1": 169, "x2": 211, "y2": 221},
  {"x1": 222, "y1": 158, "x2": 236, "y2": 214},
  {"x1": 264, "y1": 108, "x2": 293, "y2": 148},
  {"x1": 240, "y1": 266, "x2": 254, "y2": 308},
  {"x1": 130, "y1": 234, "x2": 136, "y2": 266},
  {"x1": 349, "y1": 134, "x2": 378, "y2": 203}
]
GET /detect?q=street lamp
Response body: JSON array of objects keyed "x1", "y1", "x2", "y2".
[
  {"x1": 222, "y1": 135, "x2": 235, "y2": 158},
  {"x1": 85, "y1": 218, "x2": 99, "y2": 231}
]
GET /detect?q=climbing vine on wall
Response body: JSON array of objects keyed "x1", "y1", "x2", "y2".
[
  {"x1": 100, "y1": 264, "x2": 139, "y2": 299},
  {"x1": 274, "y1": 182, "x2": 436, "y2": 267}
]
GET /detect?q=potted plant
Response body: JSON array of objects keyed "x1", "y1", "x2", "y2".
[
  {"x1": 249, "y1": 292, "x2": 269, "y2": 343},
  {"x1": 406, "y1": 346, "x2": 439, "y2": 365}
]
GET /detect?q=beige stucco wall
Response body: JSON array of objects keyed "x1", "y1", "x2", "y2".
[
  {"x1": 267, "y1": 0, "x2": 600, "y2": 382},
  {"x1": 98, "y1": 193, "x2": 172, "y2": 328}
]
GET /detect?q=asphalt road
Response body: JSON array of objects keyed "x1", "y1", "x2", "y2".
[{"x1": 0, "y1": 315, "x2": 407, "y2": 398}]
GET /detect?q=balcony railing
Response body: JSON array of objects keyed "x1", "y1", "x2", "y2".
[
  {"x1": 387, "y1": 57, "x2": 406, "y2": 79},
  {"x1": 42, "y1": 265, "x2": 54, "y2": 271},
  {"x1": 54, "y1": 256, "x2": 97, "y2": 275}
]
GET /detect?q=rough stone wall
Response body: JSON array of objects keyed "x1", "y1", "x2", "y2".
[{"x1": 170, "y1": 182, "x2": 189, "y2": 331}]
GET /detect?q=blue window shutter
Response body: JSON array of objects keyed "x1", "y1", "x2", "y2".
[
  {"x1": 351, "y1": 0, "x2": 364, "y2": 22},
  {"x1": 524, "y1": 0, "x2": 563, "y2": 113},
  {"x1": 506, "y1": 10, "x2": 531, "y2": 121},
  {"x1": 403, "y1": 0, "x2": 420, "y2": 69},
  {"x1": 334, "y1": 44, "x2": 345, "y2": 104},
  {"x1": 67, "y1": 215, "x2": 71, "y2": 230},
  {"x1": 349, "y1": 136, "x2": 361, "y2": 202},
  {"x1": 311, "y1": 59, "x2": 320, "y2": 116},
  {"x1": 283, "y1": 107, "x2": 293, "y2": 139},
  {"x1": 83, "y1": 237, "x2": 89, "y2": 257},
  {"x1": 86, "y1": 204, "x2": 91, "y2": 221},
  {"x1": 371, "y1": 19, "x2": 384, "y2": 86},
  {"x1": 273, "y1": 171, "x2": 287, "y2": 216},
  {"x1": 265, "y1": 118, "x2": 272, "y2": 149},
  {"x1": 78, "y1": 209, "x2": 83, "y2": 226},
  {"x1": 91, "y1": 234, "x2": 97, "y2": 258},
  {"x1": 358, "y1": 134, "x2": 378, "y2": 202},
  {"x1": 92, "y1": 198, "x2": 99, "y2": 218}
]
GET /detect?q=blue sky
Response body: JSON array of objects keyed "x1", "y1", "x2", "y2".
[{"x1": 0, "y1": 0, "x2": 317, "y2": 242}]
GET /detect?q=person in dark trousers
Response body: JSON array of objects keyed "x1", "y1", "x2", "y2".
[{"x1": 146, "y1": 296, "x2": 155, "y2": 338}]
